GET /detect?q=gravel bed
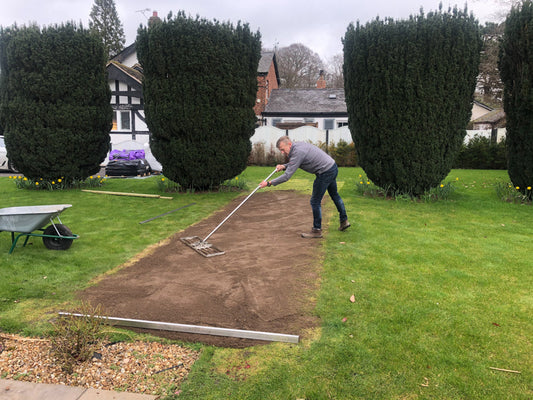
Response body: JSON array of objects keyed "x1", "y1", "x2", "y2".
[{"x1": 0, "y1": 334, "x2": 199, "y2": 396}]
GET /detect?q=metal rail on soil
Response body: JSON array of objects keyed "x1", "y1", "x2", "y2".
[
  {"x1": 58, "y1": 312, "x2": 299, "y2": 343},
  {"x1": 181, "y1": 168, "x2": 278, "y2": 257}
]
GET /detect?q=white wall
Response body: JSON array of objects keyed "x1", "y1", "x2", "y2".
[
  {"x1": 251, "y1": 125, "x2": 353, "y2": 148},
  {"x1": 465, "y1": 128, "x2": 506, "y2": 143}
]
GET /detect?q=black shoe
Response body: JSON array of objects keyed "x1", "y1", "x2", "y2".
[
  {"x1": 339, "y1": 220, "x2": 351, "y2": 231},
  {"x1": 301, "y1": 228, "x2": 323, "y2": 238}
]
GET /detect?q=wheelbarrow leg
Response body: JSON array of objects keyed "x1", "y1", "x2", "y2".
[{"x1": 8, "y1": 232, "x2": 28, "y2": 254}]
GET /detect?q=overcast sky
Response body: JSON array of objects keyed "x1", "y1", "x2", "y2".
[{"x1": 0, "y1": 0, "x2": 506, "y2": 61}]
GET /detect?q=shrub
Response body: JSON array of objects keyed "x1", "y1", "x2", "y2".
[
  {"x1": 50, "y1": 303, "x2": 108, "y2": 374},
  {"x1": 454, "y1": 135, "x2": 507, "y2": 169},
  {"x1": 137, "y1": 12, "x2": 261, "y2": 190},
  {"x1": 344, "y1": 6, "x2": 481, "y2": 196},
  {"x1": 499, "y1": 0, "x2": 533, "y2": 200},
  {"x1": 0, "y1": 23, "x2": 112, "y2": 182}
]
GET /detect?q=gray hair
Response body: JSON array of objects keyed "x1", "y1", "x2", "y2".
[{"x1": 276, "y1": 136, "x2": 292, "y2": 149}]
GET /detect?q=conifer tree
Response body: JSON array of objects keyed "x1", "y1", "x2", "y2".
[
  {"x1": 89, "y1": 0, "x2": 125, "y2": 59},
  {"x1": 344, "y1": 6, "x2": 481, "y2": 195},
  {"x1": 0, "y1": 23, "x2": 112, "y2": 181},
  {"x1": 499, "y1": 0, "x2": 533, "y2": 200},
  {"x1": 137, "y1": 12, "x2": 261, "y2": 189}
]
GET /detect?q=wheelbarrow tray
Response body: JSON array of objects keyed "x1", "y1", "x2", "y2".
[
  {"x1": 0, "y1": 204, "x2": 73, "y2": 233},
  {"x1": 0, "y1": 204, "x2": 78, "y2": 254}
]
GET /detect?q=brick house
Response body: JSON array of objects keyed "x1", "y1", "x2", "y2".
[{"x1": 254, "y1": 51, "x2": 280, "y2": 119}]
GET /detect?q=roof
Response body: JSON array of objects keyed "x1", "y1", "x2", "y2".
[
  {"x1": 473, "y1": 100, "x2": 494, "y2": 112},
  {"x1": 263, "y1": 89, "x2": 347, "y2": 117},
  {"x1": 473, "y1": 109, "x2": 506, "y2": 123},
  {"x1": 258, "y1": 51, "x2": 275, "y2": 74},
  {"x1": 111, "y1": 43, "x2": 136, "y2": 64},
  {"x1": 258, "y1": 51, "x2": 280, "y2": 86},
  {"x1": 106, "y1": 61, "x2": 143, "y2": 91}
]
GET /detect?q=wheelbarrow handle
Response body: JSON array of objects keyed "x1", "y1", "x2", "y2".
[{"x1": 202, "y1": 168, "x2": 278, "y2": 243}]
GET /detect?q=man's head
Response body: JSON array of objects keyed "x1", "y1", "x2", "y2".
[{"x1": 276, "y1": 136, "x2": 292, "y2": 157}]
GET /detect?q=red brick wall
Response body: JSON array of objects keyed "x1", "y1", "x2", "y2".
[{"x1": 254, "y1": 60, "x2": 279, "y2": 116}]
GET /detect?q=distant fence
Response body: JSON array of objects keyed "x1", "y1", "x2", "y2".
[
  {"x1": 108, "y1": 127, "x2": 506, "y2": 170},
  {"x1": 250, "y1": 126, "x2": 353, "y2": 149},
  {"x1": 250, "y1": 126, "x2": 506, "y2": 148},
  {"x1": 465, "y1": 128, "x2": 506, "y2": 143}
]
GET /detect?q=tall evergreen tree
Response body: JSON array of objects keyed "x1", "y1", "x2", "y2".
[
  {"x1": 89, "y1": 0, "x2": 125, "y2": 59},
  {"x1": 344, "y1": 6, "x2": 481, "y2": 196},
  {"x1": 137, "y1": 12, "x2": 261, "y2": 189},
  {"x1": 0, "y1": 23, "x2": 112, "y2": 181},
  {"x1": 499, "y1": 0, "x2": 533, "y2": 200}
]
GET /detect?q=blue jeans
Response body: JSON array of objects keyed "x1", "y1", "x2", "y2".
[{"x1": 310, "y1": 164, "x2": 348, "y2": 230}]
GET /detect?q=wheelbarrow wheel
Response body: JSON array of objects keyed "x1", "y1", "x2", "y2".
[{"x1": 42, "y1": 224, "x2": 74, "y2": 251}]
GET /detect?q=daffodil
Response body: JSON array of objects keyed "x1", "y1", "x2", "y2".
[
  {"x1": 58, "y1": 178, "x2": 62, "y2": 183},
  {"x1": 440, "y1": 184, "x2": 444, "y2": 188},
  {"x1": 516, "y1": 186, "x2": 520, "y2": 190},
  {"x1": 35, "y1": 182, "x2": 39, "y2": 186},
  {"x1": 527, "y1": 186, "x2": 532, "y2": 190},
  {"x1": 23, "y1": 177, "x2": 27, "y2": 181}
]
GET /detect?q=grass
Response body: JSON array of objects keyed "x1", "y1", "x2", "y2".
[{"x1": 0, "y1": 168, "x2": 531, "y2": 399}]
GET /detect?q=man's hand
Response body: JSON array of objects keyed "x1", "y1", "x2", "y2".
[
  {"x1": 275, "y1": 164, "x2": 286, "y2": 172},
  {"x1": 259, "y1": 180, "x2": 269, "y2": 189}
]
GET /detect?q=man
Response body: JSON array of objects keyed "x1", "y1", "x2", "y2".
[{"x1": 259, "y1": 136, "x2": 350, "y2": 238}]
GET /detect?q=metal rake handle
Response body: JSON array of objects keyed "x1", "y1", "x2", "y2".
[{"x1": 202, "y1": 168, "x2": 278, "y2": 243}]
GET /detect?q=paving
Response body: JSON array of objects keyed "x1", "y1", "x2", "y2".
[{"x1": 0, "y1": 379, "x2": 157, "y2": 400}]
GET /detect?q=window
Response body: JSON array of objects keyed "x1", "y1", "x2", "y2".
[
  {"x1": 324, "y1": 119, "x2": 335, "y2": 130},
  {"x1": 121, "y1": 111, "x2": 131, "y2": 130},
  {"x1": 272, "y1": 118, "x2": 282, "y2": 127},
  {"x1": 337, "y1": 121, "x2": 349, "y2": 127},
  {"x1": 112, "y1": 111, "x2": 132, "y2": 131}
]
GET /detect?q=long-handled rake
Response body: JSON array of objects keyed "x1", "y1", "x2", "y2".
[{"x1": 181, "y1": 168, "x2": 278, "y2": 257}]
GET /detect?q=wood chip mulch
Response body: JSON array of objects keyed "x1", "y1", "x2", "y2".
[{"x1": 0, "y1": 334, "x2": 199, "y2": 396}]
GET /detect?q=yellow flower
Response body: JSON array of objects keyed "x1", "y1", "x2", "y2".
[
  {"x1": 58, "y1": 178, "x2": 62, "y2": 183},
  {"x1": 359, "y1": 174, "x2": 362, "y2": 178},
  {"x1": 97, "y1": 175, "x2": 101, "y2": 179},
  {"x1": 35, "y1": 182, "x2": 39, "y2": 186},
  {"x1": 161, "y1": 178, "x2": 165, "y2": 182},
  {"x1": 9, "y1": 176, "x2": 12, "y2": 179},
  {"x1": 359, "y1": 181, "x2": 363, "y2": 185},
  {"x1": 516, "y1": 186, "x2": 520, "y2": 190},
  {"x1": 90, "y1": 176, "x2": 93, "y2": 179},
  {"x1": 235, "y1": 176, "x2": 239, "y2": 180},
  {"x1": 367, "y1": 181, "x2": 370, "y2": 185},
  {"x1": 528, "y1": 186, "x2": 532, "y2": 191},
  {"x1": 456, "y1": 177, "x2": 459, "y2": 181},
  {"x1": 52, "y1": 181, "x2": 55, "y2": 184},
  {"x1": 440, "y1": 184, "x2": 444, "y2": 188},
  {"x1": 23, "y1": 177, "x2": 28, "y2": 181}
]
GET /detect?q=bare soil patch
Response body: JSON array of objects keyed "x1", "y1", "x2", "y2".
[{"x1": 80, "y1": 190, "x2": 323, "y2": 348}]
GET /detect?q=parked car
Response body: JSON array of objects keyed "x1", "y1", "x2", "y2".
[{"x1": 0, "y1": 136, "x2": 17, "y2": 172}]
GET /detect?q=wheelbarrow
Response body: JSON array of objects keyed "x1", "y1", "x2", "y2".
[{"x1": 0, "y1": 204, "x2": 79, "y2": 254}]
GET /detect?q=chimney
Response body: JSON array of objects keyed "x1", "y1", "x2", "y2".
[
  {"x1": 316, "y1": 70, "x2": 326, "y2": 89},
  {"x1": 148, "y1": 11, "x2": 162, "y2": 27}
]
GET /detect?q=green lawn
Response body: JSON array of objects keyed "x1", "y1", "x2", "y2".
[{"x1": 1, "y1": 168, "x2": 531, "y2": 399}]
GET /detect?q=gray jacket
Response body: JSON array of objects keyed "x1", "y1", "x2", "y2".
[{"x1": 271, "y1": 141, "x2": 335, "y2": 186}]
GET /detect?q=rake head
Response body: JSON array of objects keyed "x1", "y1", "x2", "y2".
[{"x1": 180, "y1": 236, "x2": 225, "y2": 257}]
